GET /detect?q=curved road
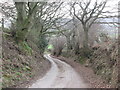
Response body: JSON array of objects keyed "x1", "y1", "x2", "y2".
[{"x1": 29, "y1": 54, "x2": 88, "y2": 88}]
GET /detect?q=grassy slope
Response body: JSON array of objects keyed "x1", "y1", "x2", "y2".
[
  {"x1": 2, "y1": 33, "x2": 50, "y2": 88},
  {"x1": 61, "y1": 41, "x2": 118, "y2": 88},
  {"x1": 88, "y1": 42, "x2": 118, "y2": 88}
]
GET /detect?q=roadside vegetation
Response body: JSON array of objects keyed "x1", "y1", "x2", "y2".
[{"x1": 0, "y1": 0, "x2": 118, "y2": 88}]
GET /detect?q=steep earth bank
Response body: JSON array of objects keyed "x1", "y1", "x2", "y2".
[
  {"x1": 87, "y1": 41, "x2": 118, "y2": 88},
  {"x1": 2, "y1": 35, "x2": 51, "y2": 88},
  {"x1": 55, "y1": 41, "x2": 118, "y2": 88}
]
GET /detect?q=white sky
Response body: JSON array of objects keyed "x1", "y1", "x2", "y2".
[
  {"x1": 0, "y1": 0, "x2": 119, "y2": 17},
  {"x1": 0, "y1": 0, "x2": 119, "y2": 28}
]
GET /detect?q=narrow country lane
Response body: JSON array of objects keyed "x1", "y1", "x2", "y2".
[{"x1": 29, "y1": 54, "x2": 88, "y2": 88}]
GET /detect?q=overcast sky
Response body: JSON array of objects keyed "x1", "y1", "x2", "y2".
[
  {"x1": 0, "y1": 0, "x2": 119, "y2": 18},
  {"x1": 0, "y1": 0, "x2": 119, "y2": 28}
]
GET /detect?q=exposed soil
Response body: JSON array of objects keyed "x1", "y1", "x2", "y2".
[
  {"x1": 2, "y1": 35, "x2": 51, "y2": 88},
  {"x1": 16, "y1": 57, "x2": 51, "y2": 88},
  {"x1": 88, "y1": 41, "x2": 118, "y2": 88},
  {"x1": 51, "y1": 55, "x2": 112, "y2": 88}
]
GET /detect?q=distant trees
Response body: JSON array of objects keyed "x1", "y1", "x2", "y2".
[
  {"x1": 54, "y1": 17, "x2": 76, "y2": 52},
  {"x1": 51, "y1": 0, "x2": 110, "y2": 56},
  {"x1": 50, "y1": 36, "x2": 66, "y2": 56},
  {"x1": 25, "y1": 2, "x2": 64, "y2": 53},
  {"x1": 54, "y1": 16, "x2": 103, "y2": 55},
  {"x1": 1, "y1": 0, "x2": 118, "y2": 56}
]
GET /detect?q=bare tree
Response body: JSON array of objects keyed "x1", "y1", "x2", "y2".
[
  {"x1": 51, "y1": 36, "x2": 66, "y2": 56},
  {"x1": 70, "y1": 0, "x2": 107, "y2": 54},
  {"x1": 53, "y1": 18, "x2": 73, "y2": 51},
  {"x1": 27, "y1": 2, "x2": 64, "y2": 53}
]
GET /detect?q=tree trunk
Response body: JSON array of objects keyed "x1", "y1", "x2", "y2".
[
  {"x1": 57, "y1": 48, "x2": 62, "y2": 56},
  {"x1": 74, "y1": 41, "x2": 79, "y2": 54},
  {"x1": 15, "y1": 2, "x2": 26, "y2": 29},
  {"x1": 83, "y1": 28, "x2": 89, "y2": 49},
  {"x1": 66, "y1": 36, "x2": 72, "y2": 50},
  {"x1": 83, "y1": 27, "x2": 90, "y2": 57},
  {"x1": 2, "y1": 18, "x2": 4, "y2": 31},
  {"x1": 14, "y1": 2, "x2": 27, "y2": 43},
  {"x1": 14, "y1": 2, "x2": 37, "y2": 43}
]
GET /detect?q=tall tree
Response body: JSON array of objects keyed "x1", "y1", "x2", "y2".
[
  {"x1": 70, "y1": 0, "x2": 107, "y2": 55},
  {"x1": 14, "y1": 2, "x2": 38, "y2": 43}
]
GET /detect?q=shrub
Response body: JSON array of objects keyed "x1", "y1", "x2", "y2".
[{"x1": 18, "y1": 41, "x2": 32, "y2": 55}]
